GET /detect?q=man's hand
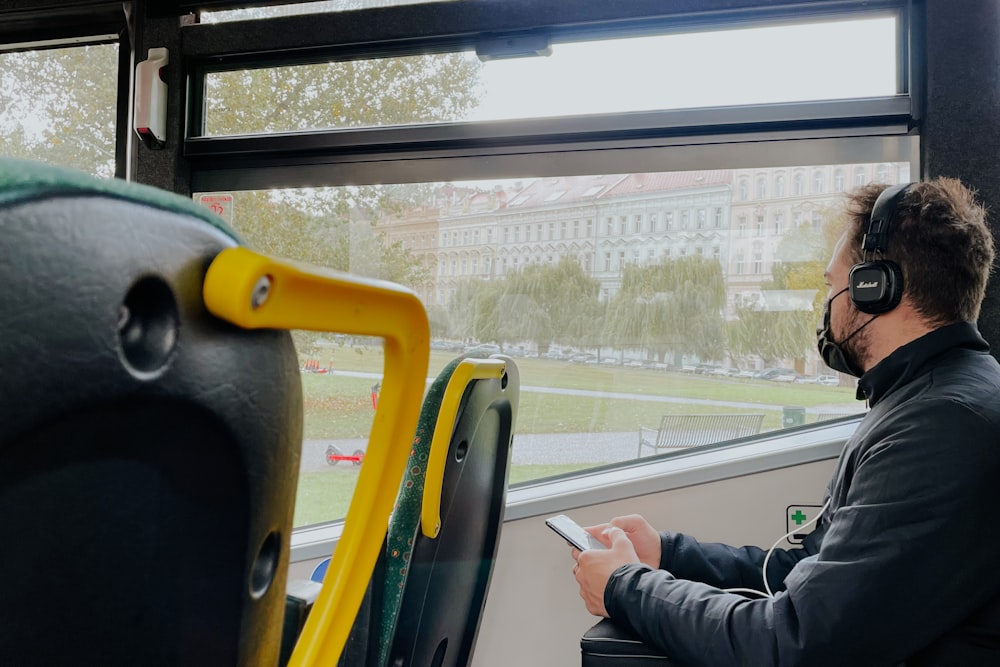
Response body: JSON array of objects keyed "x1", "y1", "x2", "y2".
[
  {"x1": 584, "y1": 514, "x2": 661, "y2": 569},
  {"x1": 572, "y1": 527, "x2": 641, "y2": 617}
]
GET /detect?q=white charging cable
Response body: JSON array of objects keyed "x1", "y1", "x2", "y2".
[{"x1": 723, "y1": 499, "x2": 831, "y2": 599}]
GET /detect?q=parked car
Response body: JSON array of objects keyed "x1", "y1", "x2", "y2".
[
  {"x1": 817, "y1": 374, "x2": 840, "y2": 386},
  {"x1": 754, "y1": 367, "x2": 797, "y2": 381},
  {"x1": 464, "y1": 343, "x2": 501, "y2": 355}
]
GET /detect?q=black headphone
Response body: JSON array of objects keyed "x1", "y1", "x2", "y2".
[{"x1": 849, "y1": 182, "x2": 912, "y2": 314}]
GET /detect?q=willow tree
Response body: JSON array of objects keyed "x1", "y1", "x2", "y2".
[
  {"x1": 494, "y1": 257, "x2": 602, "y2": 352},
  {"x1": 447, "y1": 279, "x2": 504, "y2": 344},
  {"x1": 604, "y1": 256, "x2": 727, "y2": 364},
  {"x1": 727, "y1": 210, "x2": 842, "y2": 368}
]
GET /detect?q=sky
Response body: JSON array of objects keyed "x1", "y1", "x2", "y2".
[{"x1": 466, "y1": 16, "x2": 897, "y2": 122}]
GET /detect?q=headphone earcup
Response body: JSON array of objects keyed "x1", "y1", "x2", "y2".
[{"x1": 849, "y1": 260, "x2": 903, "y2": 314}]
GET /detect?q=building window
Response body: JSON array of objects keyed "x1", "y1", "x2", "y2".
[
  {"x1": 775, "y1": 175, "x2": 785, "y2": 197},
  {"x1": 794, "y1": 172, "x2": 805, "y2": 196},
  {"x1": 877, "y1": 164, "x2": 889, "y2": 182},
  {"x1": 739, "y1": 179, "x2": 749, "y2": 200},
  {"x1": 813, "y1": 170, "x2": 824, "y2": 194},
  {"x1": 753, "y1": 253, "x2": 763, "y2": 274},
  {"x1": 756, "y1": 177, "x2": 767, "y2": 199},
  {"x1": 665, "y1": 212, "x2": 674, "y2": 230},
  {"x1": 834, "y1": 169, "x2": 845, "y2": 192},
  {"x1": 774, "y1": 213, "x2": 783, "y2": 235},
  {"x1": 681, "y1": 210, "x2": 690, "y2": 229},
  {"x1": 855, "y1": 166, "x2": 867, "y2": 186},
  {"x1": 697, "y1": 209, "x2": 706, "y2": 229},
  {"x1": 714, "y1": 207, "x2": 723, "y2": 228},
  {"x1": 756, "y1": 215, "x2": 765, "y2": 236},
  {"x1": 604, "y1": 252, "x2": 611, "y2": 271},
  {"x1": 738, "y1": 215, "x2": 747, "y2": 237}
]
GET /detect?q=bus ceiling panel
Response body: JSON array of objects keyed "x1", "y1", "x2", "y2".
[
  {"x1": 185, "y1": 97, "x2": 912, "y2": 161},
  {"x1": 190, "y1": 134, "x2": 917, "y2": 192},
  {"x1": 179, "y1": 0, "x2": 905, "y2": 63}
]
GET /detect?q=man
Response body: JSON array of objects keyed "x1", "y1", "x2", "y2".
[{"x1": 572, "y1": 178, "x2": 1000, "y2": 665}]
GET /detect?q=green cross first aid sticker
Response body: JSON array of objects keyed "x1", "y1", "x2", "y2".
[{"x1": 786, "y1": 505, "x2": 824, "y2": 545}]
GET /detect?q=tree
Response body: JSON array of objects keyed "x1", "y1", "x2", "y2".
[
  {"x1": 0, "y1": 44, "x2": 119, "y2": 177},
  {"x1": 726, "y1": 209, "x2": 844, "y2": 367},
  {"x1": 604, "y1": 256, "x2": 727, "y2": 364},
  {"x1": 447, "y1": 279, "x2": 504, "y2": 344},
  {"x1": 204, "y1": 49, "x2": 482, "y2": 136},
  {"x1": 496, "y1": 257, "x2": 602, "y2": 352}
]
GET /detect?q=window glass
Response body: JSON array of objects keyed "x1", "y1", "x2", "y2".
[
  {"x1": 200, "y1": 0, "x2": 453, "y2": 23},
  {"x1": 200, "y1": 16, "x2": 896, "y2": 136},
  {"x1": 199, "y1": 161, "x2": 905, "y2": 527},
  {"x1": 0, "y1": 43, "x2": 119, "y2": 176}
]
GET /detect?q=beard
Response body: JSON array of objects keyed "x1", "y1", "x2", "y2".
[{"x1": 837, "y1": 307, "x2": 873, "y2": 374}]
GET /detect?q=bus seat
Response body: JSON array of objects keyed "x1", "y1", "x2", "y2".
[
  {"x1": 0, "y1": 158, "x2": 431, "y2": 667},
  {"x1": 581, "y1": 619, "x2": 671, "y2": 665},
  {"x1": 0, "y1": 158, "x2": 301, "y2": 666},
  {"x1": 290, "y1": 352, "x2": 518, "y2": 667},
  {"x1": 378, "y1": 353, "x2": 517, "y2": 667}
]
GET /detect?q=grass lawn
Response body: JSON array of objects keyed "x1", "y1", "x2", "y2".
[
  {"x1": 292, "y1": 345, "x2": 859, "y2": 526},
  {"x1": 294, "y1": 462, "x2": 611, "y2": 526},
  {"x1": 300, "y1": 346, "x2": 857, "y2": 439}
]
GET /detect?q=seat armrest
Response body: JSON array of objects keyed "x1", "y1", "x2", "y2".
[{"x1": 581, "y1": 619, "x2": 671, "y2": 666}]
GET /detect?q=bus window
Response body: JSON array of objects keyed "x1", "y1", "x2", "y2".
[
  {"x1": 198, "y1": 15, "x2": 896, "y2": 137},
  {"x1": 200, "y1": 161, "x2": 904, "y2": 527},
  {"x1": 199, "y1": 0, "x2": 456, "y2": 24},
  {"x1": 0, "y1": 42, "x2": 119, "y2": 177}
]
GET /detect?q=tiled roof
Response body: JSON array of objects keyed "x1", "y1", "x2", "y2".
[{"x1": 601, "y1": 171, "x2": 733, "y2": 197}]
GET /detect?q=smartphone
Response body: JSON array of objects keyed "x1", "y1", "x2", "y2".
[{"x1": 545, "y1": 514, "x2": 608, "y2": 551}]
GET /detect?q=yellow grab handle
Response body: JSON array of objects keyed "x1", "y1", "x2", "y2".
[
  {"x1": 420, "y1": 358, "x2": 507, "y2": 539},
  {"x1": 203, "y1": 246, "x2": 430, "y2": 667}
]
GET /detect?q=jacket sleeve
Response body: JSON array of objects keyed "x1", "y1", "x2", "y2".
[
  {"x1": 659, "y1": 525, "x2": 824, "y2": 594},
  {"x1": 605, "y1": 400, "x2": 1000, "y2": 667}
]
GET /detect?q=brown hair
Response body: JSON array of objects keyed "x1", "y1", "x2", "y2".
[{"x1": 843, "y1": 178, "x2": 994, "y2": 325}]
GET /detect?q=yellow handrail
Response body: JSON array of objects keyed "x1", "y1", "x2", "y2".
[
  {"x1": 202, "y1": 246, "x2": 429, "y2": 667},
  {"x1": 420, "y1": 358, "x2": 507, "y2": 539}
]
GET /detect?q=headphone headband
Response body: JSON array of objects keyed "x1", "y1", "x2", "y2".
[{"x1": 862, "y1": 183, "x2": 911, "y2": 257}]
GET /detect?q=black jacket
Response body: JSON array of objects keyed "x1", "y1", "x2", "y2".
[{"x1": 605, "y1": 322, "x2": 1000, "y2": 666}]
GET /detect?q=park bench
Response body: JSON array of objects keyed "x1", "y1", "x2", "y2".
[{"x1": 637, "y1": 413, "x2": 766, "y2": 457}]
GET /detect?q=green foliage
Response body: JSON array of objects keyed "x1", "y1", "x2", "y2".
[
  {"x1": 604, "y1": 256, "x2": 727, "y2": 362},
  {"x1": 204, "y1": 53, "x2": 483, "y2": 135},
  {"x1": 501, "y1": 257, "x2": 602, "y2": 348},
  {"x1": 0, "y1": 44, "x2": 118, "y2": 176},
  {"x1": 727, "y1": 214, "x2": 844, "y2": 365}
]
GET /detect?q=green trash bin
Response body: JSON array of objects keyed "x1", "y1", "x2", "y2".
[{"x1": 783, "y1": 406, "x2": 807, "y2": 427}]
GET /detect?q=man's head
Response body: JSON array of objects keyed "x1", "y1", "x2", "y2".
[
  {"x1": 841, "y1": 178, "x2": 994, "y2": 326},
  {"x1": 820, "y1": 177, "x2": 994, "y2": 375}
]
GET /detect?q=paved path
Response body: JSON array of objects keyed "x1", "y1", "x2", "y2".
[{"x1": 302, "y1": 432, "x2": 642, "y2": 472}]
